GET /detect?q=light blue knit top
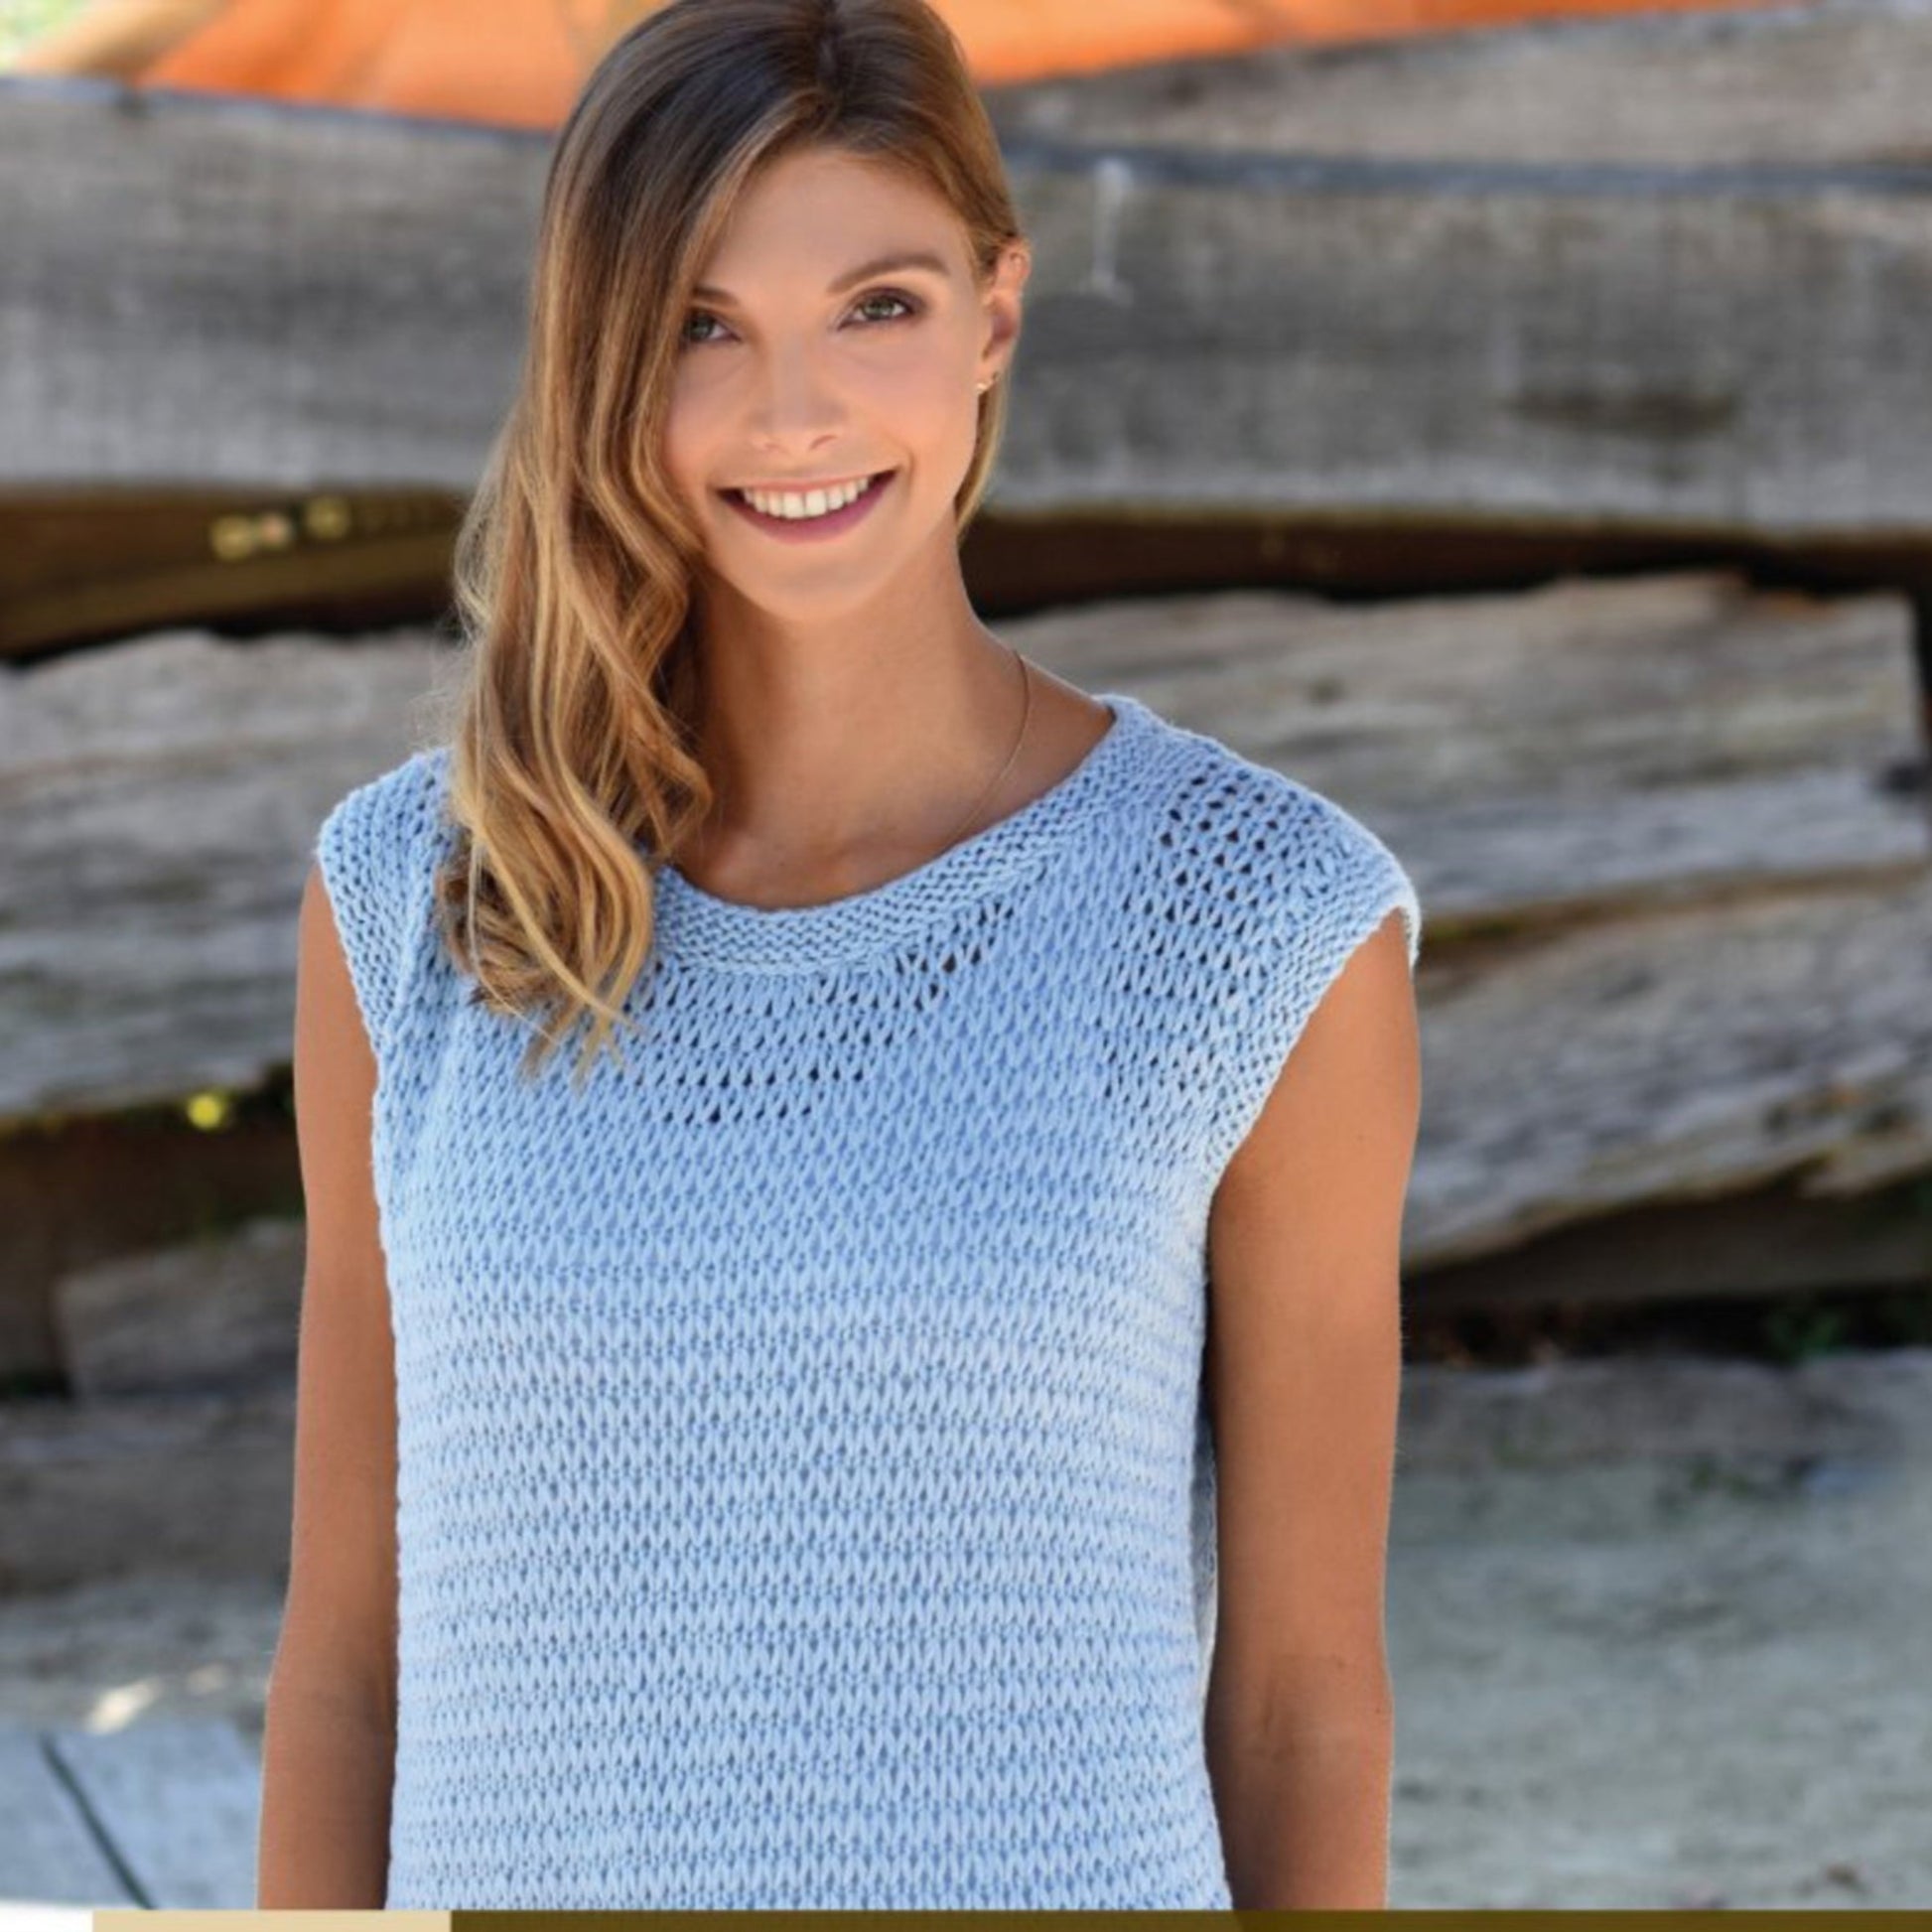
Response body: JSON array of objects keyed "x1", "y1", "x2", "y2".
[{"x1": 312, "y1": 689, "x2": 1422, "y2": 1910}]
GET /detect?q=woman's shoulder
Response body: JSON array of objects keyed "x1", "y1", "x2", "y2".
[
  {"x1": 317, "y1": 742, "x2": 453, "y2": 860},
  {"x1": 313, "y1": 743, "x2": 455, "y2": 1060},
  {"x1": 1125, "y1": 700, "x2": 1422, "y2": 971},
  {"x1": 1117, "y1": 705, "x2": 1421, "y2": 1182}
]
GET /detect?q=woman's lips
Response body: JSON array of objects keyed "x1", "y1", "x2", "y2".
[{"x1": 720, "y1": 469, "x2": 895, "y2": 542}]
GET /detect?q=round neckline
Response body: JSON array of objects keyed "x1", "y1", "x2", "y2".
[{"x1": 649, "y1": 690, "x2": 1152, "y2": 972}]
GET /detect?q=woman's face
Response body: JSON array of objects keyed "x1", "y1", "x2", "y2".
[{"x1": 663, "y1": 144, "x2": 1024, "y2": 618}]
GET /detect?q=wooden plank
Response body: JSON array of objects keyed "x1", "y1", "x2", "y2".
[
  {"x1": 1024, "y1": 569, "x2": 1930, "y2": 926},
  {"x1": 985, "y1": 0, "x2": 1932, "y2": 168},
  {"x1": 1396, "y1": 1348, "x2": 1932, "y2": 1472},
  {"x1": 1406, "y1": 869, "x2": 1932, "y2": 1267},
  {"x1": 0, "y1": 1389, "x2": 295, "y2": 1594},
  {"x1": 48, "y1": 1720, "x2": 260, "y2": 1908},
  {"x1": 4, "y1": 572, "x2": 1922, "y2": 1127},
  {"x1": 9, "y1": 75, "x2": 1932, "y2": 535},
  {"x1": 1, "y1": 573, "x2": 1925, "y2": 1334},
  {"x1": 0, "y1": 484, "x2": 462, "y2": 662},
  {"x1": 0, "y1": 77, "x2": 542, "y2": 493},
  {"x1": 0, "y1": 1721, "x2": 139, "y2": 1905},
  {"x1": 1413, "y1": 1164, "x2": 1932, "y2": 1311},
  {"x1": 0, "y1": 621, "x2": 450, "y2": 1120},
  {"x1": 58, "y1": 1216, "x2": 303, "y2": 1399},
  {"x1": 993, "y1": 142, "x2": 1932, "y2": 536}
]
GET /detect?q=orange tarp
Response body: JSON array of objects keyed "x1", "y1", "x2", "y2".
[
  {"x1": 136, "y1": 0, "x2": 614, "y2": 128},
  {"x1": 133, "y1": 0, "x2": 1793, "y2": 130}
]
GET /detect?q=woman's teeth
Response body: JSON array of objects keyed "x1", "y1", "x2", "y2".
[{"x1": 735, "y1": 473, "x2": 883, "y2": 520}]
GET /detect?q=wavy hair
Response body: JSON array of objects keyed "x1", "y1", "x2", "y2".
[{"x1": 428, "y1": 0, "x2": 1025, "y2": 1089}]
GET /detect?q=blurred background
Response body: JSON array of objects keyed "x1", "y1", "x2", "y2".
[{"x1": 3, "y1": 0, "x2": 1930, "y2": 1914}]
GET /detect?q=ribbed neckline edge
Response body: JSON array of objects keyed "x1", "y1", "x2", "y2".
[{"x1": 647, "y1": 690, "x2": 1154, "y2": 973}]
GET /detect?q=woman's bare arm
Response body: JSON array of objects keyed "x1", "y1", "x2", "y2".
[
  {"x1": 1202, "y1": 908, "x2": 1420, "y2": 1911},
  {"x1": 255, "y1": 860, "x2": 400, "y2": 1907}
]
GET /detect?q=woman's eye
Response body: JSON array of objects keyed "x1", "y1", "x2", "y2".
[
  {"x1": 680, "y1": 288, "x2": 920, "y2": 348},
  {"x1": 853, "y1": 289, "x2": 919, "y2": 324}
]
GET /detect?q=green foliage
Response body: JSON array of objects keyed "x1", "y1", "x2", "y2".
[
  {"x1": 0, "y1": 0, "x2": 88, "y2": 64},
  {"x1": 1759, "y1": 1296, "x2": 1850, "y2": 1365}
]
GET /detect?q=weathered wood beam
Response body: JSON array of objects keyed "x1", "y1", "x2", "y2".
[
  {"x1": 0, "y1": 1724, "x2": 141, "y2": 1904},
  {"x1": 1027, "y1": 569, "x2": 1929, "y2": 924},
  {"x1": 4, "y1": 574, "x2": 1925, "y2": 1269},
  {"x1": 9, "y1": 74, "x2": 1932, "y2": 535},
  {"x1": 985, "y1": 0, "x2": 1932, "y2": 169},
  {"x1": 47, "y1": 1722, "x2": 260, "y2": 1908}
]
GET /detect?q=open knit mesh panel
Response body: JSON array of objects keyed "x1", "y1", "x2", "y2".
[{"x1": 312, "y1": 690, "x2": 1421, "y2": 1909}]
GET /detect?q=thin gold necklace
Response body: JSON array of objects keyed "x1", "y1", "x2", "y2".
[
  {"x1": 932, "y1": 641, "x2": 1033, "y2": 853},
  {"x1": 684, "y1": 645, "x2": 1033, "y2": 873}
]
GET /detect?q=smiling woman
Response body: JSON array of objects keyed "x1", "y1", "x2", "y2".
[
  {"x1": 672, "y1": 156, "x2": 981, "y2": 560},
  {"x1": 268, "y1": 0, "x2": 1421, "y2": 1914},
  {"x1": 657, "y1": 141, "x2": 1023, "y2": 702}
]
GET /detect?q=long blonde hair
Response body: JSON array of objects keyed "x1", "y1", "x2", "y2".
[{"x1": 432, "y1": 0, "x2": 1024, "y2": 1090}]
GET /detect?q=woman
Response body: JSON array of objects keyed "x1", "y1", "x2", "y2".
[{"x1": 259, "y1": 0, "x2": 1423, "y2": 1910}]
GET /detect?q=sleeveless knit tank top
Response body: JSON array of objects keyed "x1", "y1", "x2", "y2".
[{"x1": 312, "y1": 689, "x2": 1422, "y2": 1910}]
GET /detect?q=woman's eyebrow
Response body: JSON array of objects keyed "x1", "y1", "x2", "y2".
[{"x1": 692, "y1": 249, "x2": 952, "y2": 305}]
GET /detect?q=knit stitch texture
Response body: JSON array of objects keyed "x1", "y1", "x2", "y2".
[{"x1": 312, "y1": 689, "x2": 1422, "y2": 1909}]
